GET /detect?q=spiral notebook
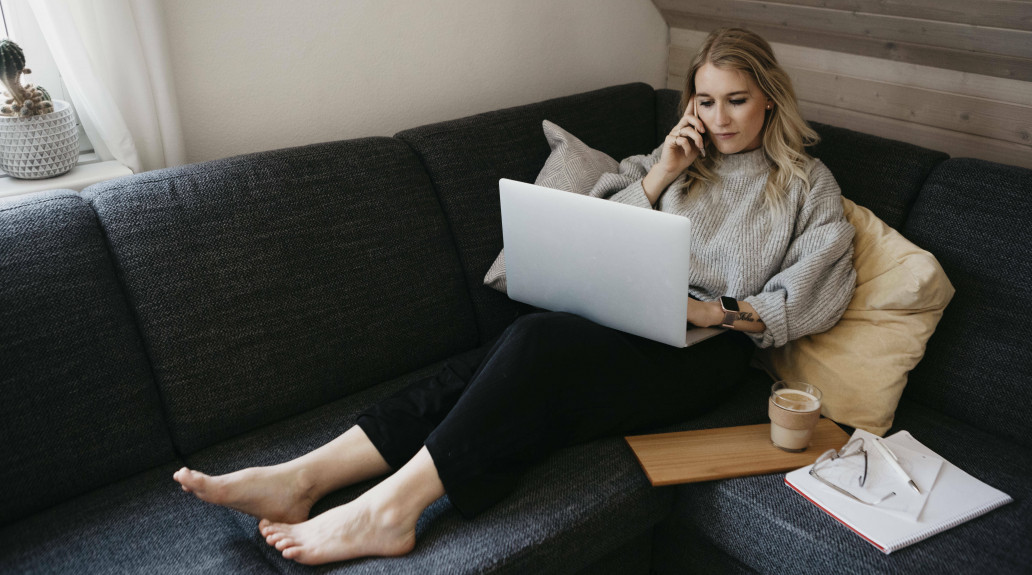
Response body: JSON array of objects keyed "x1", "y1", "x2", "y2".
[{"x1": 785, "y1": 429, "x2": 1012, "y2": 554}]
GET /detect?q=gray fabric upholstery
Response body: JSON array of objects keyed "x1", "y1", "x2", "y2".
[
  {"x1": 808, "y1": 122, "x2": 948, "y2": 230},
  {"x1": 83, "y1": 138, "x2": 478, "y2": 454},
  {"x1": 0, "y1": 462, "x2": 275, "y2": 574},
  {"x1": 902, "y1": 158, "x2": 1032, "y2": 448},
  {"x1": 659, "y1": 400, "x2": 1030, "y2": 574},
  {"x1": 0, "y1": 191, "x2": 173, "y2": 525},
  {"x1": 185, "y1": 361, "x2": 671, "y2": 574},
  {"x1": 396, "y1": 83, "x2": 657, "y2": 343},
  {"x1": 655, "y1": 88, "x2": 683, "y2": 144}
]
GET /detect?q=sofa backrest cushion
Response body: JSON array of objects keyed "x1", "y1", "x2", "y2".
[
  {"x1": 808, "y1": 122, "x2": 947, "y2": 230},
  {"x1": 656, "y1": 88, "x2": 683, "y2": 144},
  {"x1": 84, "y1": 138, "x2": 478, "y2": 454},
  {"x1": 397, "y1": 83, "x2": 658, "y2": 342},
  {"x1": 0, "y1": 191, "x2": 174, "y2": 525},
  {"x1": 902, "y1": 158, "x2": 1032, "y2": 448}
]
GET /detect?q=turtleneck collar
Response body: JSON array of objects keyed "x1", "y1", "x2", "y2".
[{"x1": 714, "y1": 147, "x2": 770, "y2": 177}]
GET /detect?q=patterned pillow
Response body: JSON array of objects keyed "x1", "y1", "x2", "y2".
[
  {"x1": 757, "y1": 198, "x2": 955, "y2": 435},
  {"x1": 484, "y1": 120, "x2": 619, "y2": 293}
]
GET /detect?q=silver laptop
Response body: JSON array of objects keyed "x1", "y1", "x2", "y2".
[{"x1": 499, "y1": 178, "x2": 725, "y2": 348}]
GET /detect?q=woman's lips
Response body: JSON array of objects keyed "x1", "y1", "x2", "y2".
[{"x1": 715, "y1": 132, "x2": 737, "y2": 139}]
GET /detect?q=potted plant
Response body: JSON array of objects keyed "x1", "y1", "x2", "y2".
[{"x1": 0, "y1": 39, "x2": 78, "y2": 179}]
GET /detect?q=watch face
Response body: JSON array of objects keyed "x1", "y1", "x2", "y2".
[{"x1": 720, "y1": 296, "x2": 740, "y2": 312}]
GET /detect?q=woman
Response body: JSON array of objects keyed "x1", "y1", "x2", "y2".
[{"x1": 174, "y1": 27, "x2": 855, "y2": 565}]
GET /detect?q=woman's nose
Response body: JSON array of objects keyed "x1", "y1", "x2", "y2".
[{"x1": 714, "y1": 104, "x2": 730, "y2": 126}]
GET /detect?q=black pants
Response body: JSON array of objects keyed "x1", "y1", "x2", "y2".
[{"x1": 356, "y1": 311, "x2": 752, "y2": 517}]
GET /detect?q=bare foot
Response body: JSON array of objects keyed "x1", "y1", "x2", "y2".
[
  {"x1": 257, "y1": 494, "x2": 418, "y2": 565},
  {"x1": 173, "y1": 466, "x2": 317, "y2": 524}
]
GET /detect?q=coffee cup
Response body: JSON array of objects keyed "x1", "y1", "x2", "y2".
[{"x1": 768, "y1": 381, "x2": 822, "y2": 452}]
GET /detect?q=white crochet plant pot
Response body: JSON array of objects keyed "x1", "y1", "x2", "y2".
[{"x1": 0, "y1": 99, "x2": 79, "y2": 179}]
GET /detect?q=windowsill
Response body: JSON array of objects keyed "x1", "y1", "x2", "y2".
[{"x1": 0, "y1": 159, "x2": 134, "y2": 199}]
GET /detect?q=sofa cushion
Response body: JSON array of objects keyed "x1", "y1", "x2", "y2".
[
  {"x1": 397, "y1": 83, "x2": 658, "y2": 342},
  {"x1": 660, "y1": 400, "x2": 1030, "y2": 574},
  {"x1": 184, "y1": 359, "x2": 671, "y2": 574},
  {"x1": 483, "y1": 120, "x2": 621, "y2": 293},
  {"x1": 0, "y1": 462, "x2": 274, "y2": 574},
  {"x1": 902, "y1": 158, "x2": 1032, "y2": 448},
  {"x1": 656, "y1": 88, "x2": 683, "y2": 144},
  {"x1": 808, "y1": 122, "x2": 947, "y2": 230},
  {"x1": 84, "y1": 138, "x2": 478, "y2": 454},
  {"x1": 0, "y1": 191, "x2": 174, "y2": 525},
  {"x1": 758, "y1": 198, "x2": 955, "y2": 436}
]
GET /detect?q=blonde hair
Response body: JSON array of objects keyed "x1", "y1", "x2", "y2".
[{"x1": 679, "y1": 28, "x2": 818, "y2": 212}]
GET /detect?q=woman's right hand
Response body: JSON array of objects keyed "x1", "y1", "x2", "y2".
[
  {"x1": 658, "y1": 95, "x2": 706, "y2": 176},
  {"x1": 640, "y1": 96, "x2": 706, "y2": 205}
]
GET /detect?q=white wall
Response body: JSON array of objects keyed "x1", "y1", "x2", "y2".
[{"x1": 161, "y1": 0, "x2": 668, "y2": 164}]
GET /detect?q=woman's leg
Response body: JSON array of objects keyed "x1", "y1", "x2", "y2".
[
  {"x1": 256, "y1": 312, "x2": 751, "y2": 565},
  {"x1": 173, "y1": 426, "x2": 392, "y2": 523},
  {"x1": 173, "y1": 341, "x2": 496, "y2": 523},
  {"x1": 258, "y1": 446, "x2": 444, "y2": 565},
  {"x1": 423, "y1": 312, "x2": 751, "y2": 517}
]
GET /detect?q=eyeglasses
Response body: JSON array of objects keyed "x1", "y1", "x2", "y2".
[{"x1": 809, "y1": 438, "x2": 895, "y2": 506}]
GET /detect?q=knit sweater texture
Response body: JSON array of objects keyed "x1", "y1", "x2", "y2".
[{"x1": 589, "y1": 146, "x2": 856, "y2": 349}]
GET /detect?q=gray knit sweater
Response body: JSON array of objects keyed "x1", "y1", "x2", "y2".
[{"x1": 589, "y1": 146, "x2": 856, "y2": 349}]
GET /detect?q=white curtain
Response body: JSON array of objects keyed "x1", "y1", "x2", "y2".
[{"x1": 28, "y1": 0, "x2": 184, "y2": 173}]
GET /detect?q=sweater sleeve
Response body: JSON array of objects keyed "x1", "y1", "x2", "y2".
[
  {"x1": 744, "y1": 162, "x2": 856, "y2": 348},
  {"x1": 587, "y1": 145, "x2": 664, "y2": 209}
]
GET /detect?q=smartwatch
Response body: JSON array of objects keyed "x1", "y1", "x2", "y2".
[{"x1": 719, "y1": 296, "x2": 739, "y2": 329}]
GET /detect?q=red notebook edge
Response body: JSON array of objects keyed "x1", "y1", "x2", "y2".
[{"x1": 784, "y1": 476, "x2": 888, "y2": 553}]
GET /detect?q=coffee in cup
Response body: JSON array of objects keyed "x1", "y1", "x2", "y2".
[{"x1": 769, "y1": 381, "x2": 822, "y2": 452}]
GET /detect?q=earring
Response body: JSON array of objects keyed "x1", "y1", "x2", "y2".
[{"x1": 766, "y1": 103, "x2": 773, "y2": 110}]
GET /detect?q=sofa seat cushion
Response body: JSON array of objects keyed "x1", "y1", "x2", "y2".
[
  {"x1": 902, "y1": 158, "x2": 1032, "y2": 448},
  {"x1": 0, "y1": 462, "x2": 274, "y2": 574},
  {"x1": 184, "y1": 359, "x2": 671, "y2": 574},
  {"x1": 0, "y1": 191, "x2": 173, "y2": 525},
  {"x1": 397, "y1": 83, "x2": 658, "y2": 342},
  {"x1": 84, "y1": 137, "x2": 478, "y2": 455},
  {"x1": 659, "y1": 400, "x2": 1030, "y2": 574}
]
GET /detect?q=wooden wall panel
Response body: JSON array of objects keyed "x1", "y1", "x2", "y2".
[
  {"x1": 655, "y1": 0, "x2": 1031, "y2": 58},
  {"x1": 661, "y1": 12, "x2": 1032, "y2": 81},
  {"x1": 755, "y1": 0, "x2": 1032, "y2": 30},
  {"x1": 658, "y1": 3, "x2": 1032, "y2": 168}
]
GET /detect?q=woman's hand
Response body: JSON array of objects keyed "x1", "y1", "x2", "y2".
[
  {"x1": 641, "y1": 96, "x2": 706, "y2": 205},
  {"x1": 686, "y1": 298, "x2": 722, "y2": 328},
  {"x1": 658, "y1": 96, "x2": 706, "y2": 176},
  {"x1": 686, "y1": 298, "x2": 767, "y2": 333}
]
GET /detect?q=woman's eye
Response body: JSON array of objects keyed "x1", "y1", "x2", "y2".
[
  {"x1": 699, "y1": 101, "x2": 714, "y2": 108},
  {"x1": 730, "y1": 99, "x2": 747, "y2": 106}
]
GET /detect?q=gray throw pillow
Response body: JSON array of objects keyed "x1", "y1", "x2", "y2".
[{"x1": 484, "y1": 120, "x2": 619, "y2": 293}]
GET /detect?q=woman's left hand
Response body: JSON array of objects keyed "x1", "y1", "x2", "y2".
[
  {"x1": 687, "y1": 298, "x2": 767, "y2": 333},
  {"x1": 686, "y1": 299, "x2": 721, "y2": 328}
]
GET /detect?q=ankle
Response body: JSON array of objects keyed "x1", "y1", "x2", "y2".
[{"x1": 362, "y1": 487, "x2": 421, "y2": 531}]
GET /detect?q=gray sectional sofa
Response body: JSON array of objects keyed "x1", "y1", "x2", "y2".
[{"x1": 1, "y1": 83, "x2": 1028, "y2": 574}]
